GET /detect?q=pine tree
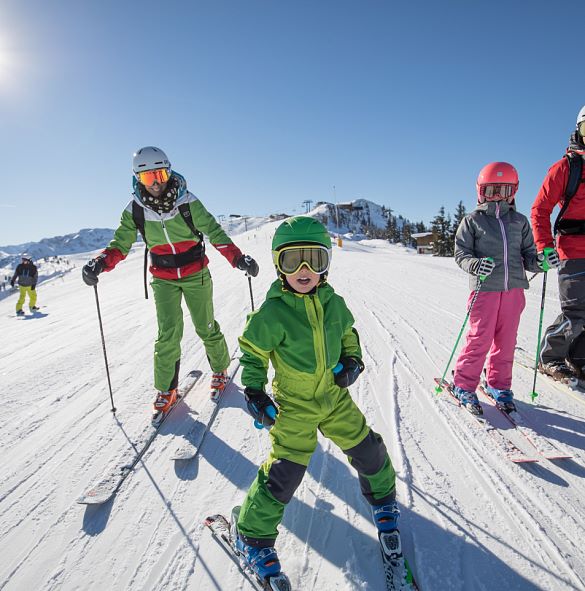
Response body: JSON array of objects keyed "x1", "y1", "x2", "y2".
[
  {"x1": 451, "y1": 200, "x2": 467, "y2": 246},
  {"x1": 431, "y1": 206, "x2": 453, "y2": 256},
  {"x1": 402, "y1": 223, "x2": 412, "y2": 247},
  {"x1": 386, "y1": 213, "x2": 398, "y2": 243}
]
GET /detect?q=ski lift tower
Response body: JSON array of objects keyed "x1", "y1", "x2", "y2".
[
  {"x1": 302, "y1": 200, "x2": 313, "y2": 214},
  {"x1": 333, "y1": 185, "x2": 342, "y2": 247}
]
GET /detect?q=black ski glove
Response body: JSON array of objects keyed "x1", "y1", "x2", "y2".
[
  {"x1": 31, "y1": 285, "x2": 36, "y2": 291},
  {"x1": 333, "y1": 356, "x2": 365, "y2": 388},
  {"x1": 82, "y1": 255, "x2": 107, "y2": 286},
  {"x1": 236, "y1": 255, "x2": 259, "y2": 277},
  {"x1": 245, "y1": 387, "x2": 278, "y2": 428}
]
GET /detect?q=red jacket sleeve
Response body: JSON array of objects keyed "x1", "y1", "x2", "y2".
[{"x1": 530, "y1": 158, "x2": 568, "y2": 252}]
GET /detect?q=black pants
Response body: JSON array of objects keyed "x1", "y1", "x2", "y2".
[{"x1": 540, "y1": 258, "x2": 585, "y2": 365}]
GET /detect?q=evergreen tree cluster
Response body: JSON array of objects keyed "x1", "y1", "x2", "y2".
[{"x1": 429, "y1": 201, "x2": 467, "y2": 256}]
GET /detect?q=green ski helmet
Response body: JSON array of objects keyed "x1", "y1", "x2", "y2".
[
  {"x1": 272, "y1": 217, "x2": 332, "y2": 278},
  {"x1": 272, "y1": 216, "x2": 332, "y2": 251}
]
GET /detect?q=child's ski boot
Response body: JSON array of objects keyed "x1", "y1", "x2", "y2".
[
  {"x1": 484, "y1": 385, "x2": 516, "y2": 413},
  {"x1": 372, "y1": 501, "x2": 416, "y2": 590},
  {"x1": 230, "y1": 506, "x2": 291, "y2": 591},
  {"x1": 452, "y1": 385, "x2": 483, "y2": 415},
  {"x1": 16, "y1": 309, "x2": 25, "y2": 316}
]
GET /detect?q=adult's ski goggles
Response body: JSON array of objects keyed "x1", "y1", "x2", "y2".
[
  {"x1": 579, "y1": 121, "x2": 585, "y2": 138},
  {"x1": 273, "y1": 245, "x2": 332, "y2": 275},
  {"x1": 136, "y1": 168, "x2": 171, "y2": 186},
  {"x1": 478, "y1": 183, "x2": 517, "y2": 202}
]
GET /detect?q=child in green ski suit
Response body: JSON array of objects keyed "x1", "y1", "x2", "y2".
[{"x1": 232, "y1": 216, "x2": 397, "y2": 583}]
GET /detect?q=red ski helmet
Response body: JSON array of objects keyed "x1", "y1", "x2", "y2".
[{"x1": 476, "y1": 162, "x2": 519, "y2": 204}]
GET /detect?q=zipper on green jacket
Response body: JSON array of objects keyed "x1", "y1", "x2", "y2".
[
  {"x1": 160, "y1": 217, "x2": 180, "y2": 279},
  {"x1": 307, "y1": 294, "x2": 327, "y2": 376}
]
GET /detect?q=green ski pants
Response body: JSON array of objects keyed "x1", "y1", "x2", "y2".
[
  {"x1": 237, "y1": 389, "x2": 396, "y2": 543},
  {"x1": 151, "y1": 268, "x2": 230, "y2": 391},
  {"x1": 16, "y1": 286, "x2": 37, "y2": 311}
]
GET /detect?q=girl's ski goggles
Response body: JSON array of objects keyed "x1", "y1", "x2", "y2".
[
  {"x1": 273, "y1": 245, "x2": 332, "y2": 275},
  {"x1": 478, "y1": 183, "x2": 516, "y2": 202},
  {"x1": 137, "y1": 168, "x2": 171, "y2": 186}
]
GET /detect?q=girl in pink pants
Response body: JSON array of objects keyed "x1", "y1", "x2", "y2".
[{"x1": 452, "y1": 162, "x2": 543, "y2": 414}]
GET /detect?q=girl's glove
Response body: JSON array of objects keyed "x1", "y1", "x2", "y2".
[
  {"x1": 245, "y1": 387, "x2": 278, "y2": 428},
  {"x1": 471, "y1": 257, "x2": 495, "y2": 278},
  {"x1": 333, "y1": 356, "x2": 365, "y2": 388}
]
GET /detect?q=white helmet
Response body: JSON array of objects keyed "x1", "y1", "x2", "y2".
[
  {"x1": 577, "y1": 106, "x2": 585, "y2": 127},
  {"x1": 132, "y1": 146, "x2": 171, "y2": 177}
]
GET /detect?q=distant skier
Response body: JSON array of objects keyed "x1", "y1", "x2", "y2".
[
  {"x1": 81, "y1": 146, "x2": 258, "y2": 421},
  {"x1": 231, "y1": 217, "x2": 401, "y2": 586},
  {"x1": 11, "y1": 255, "x2": 40, "y2": 316},
  {"x1": 531, "y1": 106, "x2": 585, "y2": 382},
  {"x1": 452, "y1": 162, "x2": 542, "y2": 413}
]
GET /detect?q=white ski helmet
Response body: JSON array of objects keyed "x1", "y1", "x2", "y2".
[
  {"x1": 132, "y1": 146, "x2": 171, "y2": 177},
  {"x1": 577, "y1": 105, "x2": 585, "y2": 127}
]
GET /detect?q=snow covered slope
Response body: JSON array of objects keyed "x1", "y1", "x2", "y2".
[{"x1": 1, "y1": 226, "x2": 584, "y2": 591}]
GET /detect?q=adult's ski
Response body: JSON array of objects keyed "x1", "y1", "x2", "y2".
[
  {"x1": 514, "y1": 346, "x2": 585, "y2": 393},
  {"x1": 171, "y1": 361, "x2": 240, "y2": 461},
  {"x1": 477, "y1": 384, "x2": 572, "y2": 460},
  {"x1": 204, "y1": 513, "x2": 291, "y2": 591},
  {"x1": 434, "y1": 378, "x2": 539, "y2": 463},
  {"x1": 77, "y1": 370, "x2": 202, "y2": 505}
]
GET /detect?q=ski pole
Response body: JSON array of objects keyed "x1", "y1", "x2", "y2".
[
  {"x1": 435, "y1": 258, "x2": 492, "y2": 394},
  {"x1": 93, "y1": 285, "x2": 116, "y2": 413},
  {"x1": 531, "y1": 269, "x2": 548, "y2": 402},
  {"x1": 247, "y1": 275, "x2": 255, "y2": 311}
]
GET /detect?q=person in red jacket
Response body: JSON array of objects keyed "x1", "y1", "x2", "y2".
[{"x1": 531, "y1": 106, "x2": 585, "y2": 381}]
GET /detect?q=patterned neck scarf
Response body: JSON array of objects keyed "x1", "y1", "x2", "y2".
[{"x1": 139, "y1": 174, "x2": 179, "y2": 214}]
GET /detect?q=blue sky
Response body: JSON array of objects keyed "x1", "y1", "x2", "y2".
[{"x1": 0, "y1": 0, "x2": 580, "y2": 244}]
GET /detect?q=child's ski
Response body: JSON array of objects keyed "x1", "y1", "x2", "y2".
[
  {"x1": 77, "y1": 370, "x2": 202, "y2": 505},
  {"x1": 378, "y1": 529, "x2": 419, "y2": 590},
  {"x1": 204, "y1": 514, "x2": 291, "y2": 591},
  {"x1": 171, "y1": 361, "x2": 240, "y2": 461},
  {"x1": 434, "y1": 378, "x2": 539, "y2": 463},
  {"x1": 477, "y1": 384, "x2": 572, "y2": 460}
]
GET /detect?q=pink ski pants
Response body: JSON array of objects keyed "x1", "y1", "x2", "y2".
[{"x1": 453, "y1": 288, "x2": 525, "y2": 392}]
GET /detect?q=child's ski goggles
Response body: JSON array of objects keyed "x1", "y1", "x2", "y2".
[
  {"x1": 478, "y1": 183, "x2": 516, "y2": 202},
  {"x1": 273, "y1": 245, "x2": 332, "y2": 275},
  {"x1": 137, "y1": 168, "x2": 171, "y2": 186}
]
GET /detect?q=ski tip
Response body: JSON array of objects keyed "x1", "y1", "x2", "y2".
[{"x1": 509, "y1": 456, "x2": 540, "y2": 464}]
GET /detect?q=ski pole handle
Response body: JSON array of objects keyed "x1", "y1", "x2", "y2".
[
  {"x1": 479, "y1": 257, "x2": 494, "y2": 282},
  {"x1": 253, "y1": 405, "x2": 277, "y2": 430}
]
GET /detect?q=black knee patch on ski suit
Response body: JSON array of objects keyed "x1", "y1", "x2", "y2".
[
  {"x1": 266, "y1": 458, "x2": 306, "y2": 504},
  {"x1": 169, "y1": 359, "x2": 181, "y2": 391},
  {"x1": 344, "y1": 430, "x2": 394, "y2": 504}
]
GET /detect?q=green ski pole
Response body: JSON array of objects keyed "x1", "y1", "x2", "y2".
[
  {"x1": 435, "y1": 257, "x2": 493, "y2": 394},
  {"x1": 530, "y1": 247, "x2": 554, "y2": 402}
]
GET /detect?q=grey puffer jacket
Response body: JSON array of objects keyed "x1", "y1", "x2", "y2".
[{"x1": 455, "y1": 201, "x2": 541, "y2": 292}]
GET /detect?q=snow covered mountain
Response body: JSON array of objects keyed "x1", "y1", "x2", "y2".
[
  {"x1": 310, "y1": 198, "x2": 397, "y2": 236},
  {"x1": 0, "y1": 228, "x2": 115, "y2": 268},
  {"x1": 1, "y1": 221, "x2": 584, "y2": 590}
]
